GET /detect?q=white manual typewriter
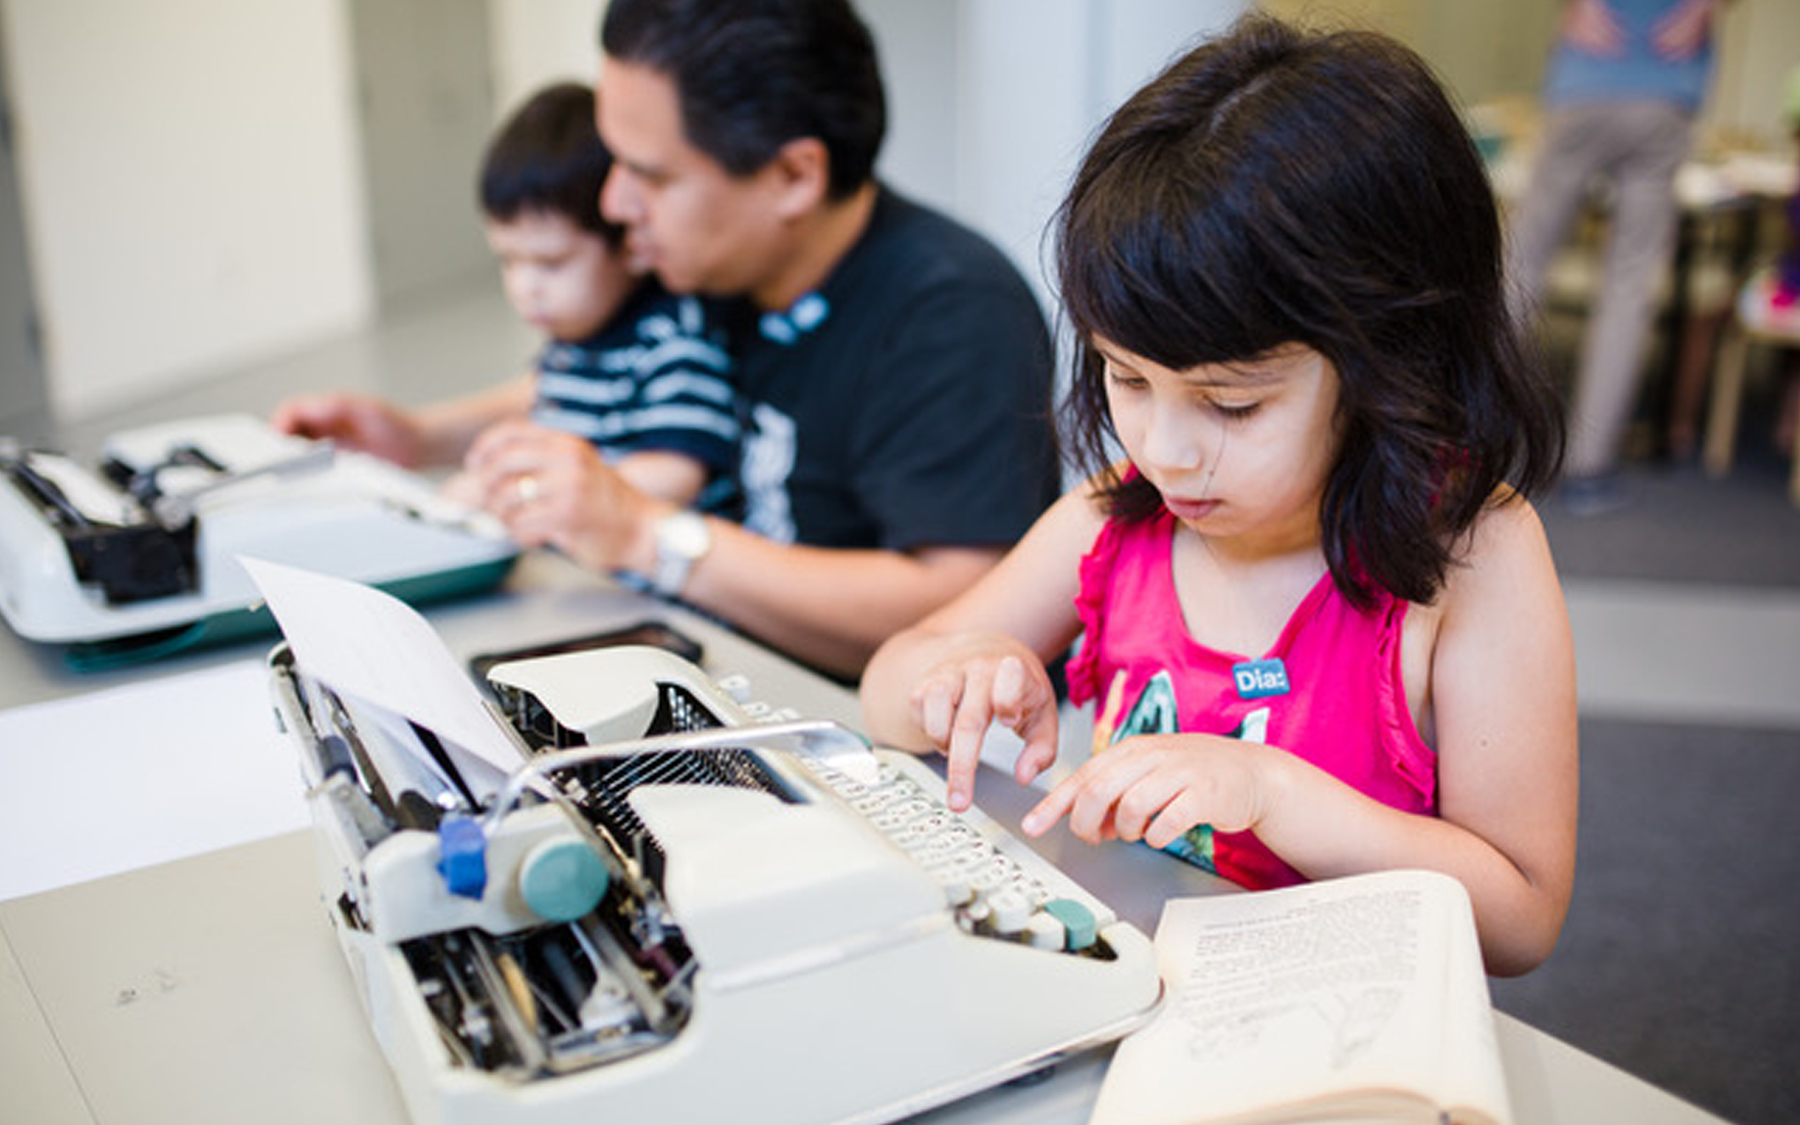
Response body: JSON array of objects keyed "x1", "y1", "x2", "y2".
[
  {"x1": 0, "y1": 413, "x2": 516, "y2": 660},
  {"x1": 263, "y1": 580, "x2": 1162, "y2": 1125}
]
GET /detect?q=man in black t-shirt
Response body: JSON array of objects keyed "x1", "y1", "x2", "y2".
[
  {"x1": 457, "y1": 0, "x2": 1060, "y2": 679},
  {"x1": 732, "y1": 190, "x2": 1056, "y2": 553}
]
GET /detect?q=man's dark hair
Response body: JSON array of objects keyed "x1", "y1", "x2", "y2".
[
  {"x1": 479, "y1": 81, "x2": 621, "y2": 244},
  {"x1": 601, "y1": 0, "x2": 885, "y2": 199}
]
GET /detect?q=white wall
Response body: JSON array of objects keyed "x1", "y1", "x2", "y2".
[
  {"x1": 867, "y1": 0, "x2": 1248, "y2": 313},
  {"x1": 1710, "y1": 0, "x2": 1800, "y2": 150},
  {"x1": 0, "y1": 0, "x2": 372, "y2": 422},
  {"x1": 0, "y1": 0, "x2": 1246, "y2": 432},
  {"x1": 486, "y1": 0, "x2": 604, "y2": 120},
  {"x1": 505, "y1": 0, "x2": 1254, "y2": 312},
  {"x1": 0, "y1": 0, "x2": 608, "y2": 429},
  {"x1": 51, "y1": 0, "x2": 1791, "y2": 430}
]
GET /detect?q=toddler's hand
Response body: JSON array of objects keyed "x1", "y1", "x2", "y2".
[
  {"x1": 909, "y1": 644, "x2": 1059, "y2": 812},
  {"x1": 270, "y1": 393, "x2": 423, "y2": 466}
]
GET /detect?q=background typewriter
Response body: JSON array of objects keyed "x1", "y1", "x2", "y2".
[{"x1": 0, "y1": 414, "x2": 514, "y2": 664}]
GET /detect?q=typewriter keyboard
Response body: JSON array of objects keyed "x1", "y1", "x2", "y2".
[{"x1": 792, "y1": 752, "x2": 1117, "y2": 955}]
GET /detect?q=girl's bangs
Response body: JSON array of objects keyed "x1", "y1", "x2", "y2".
[{"x1": 1062, "y1": 158, "x2": 1301, "y2": 370}]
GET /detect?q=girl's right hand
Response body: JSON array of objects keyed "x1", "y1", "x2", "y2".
[{"x1": 907, "y1": 639, "x2": 1061, "y2": 812}]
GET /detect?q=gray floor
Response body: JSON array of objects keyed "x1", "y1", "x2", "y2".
[
  {"x1": 33, "y1": 277, "x2": 1800, "y2": 1125},
  {"x1": 1502, "y1": 457, "x2": 1800, "y2": 1125}
]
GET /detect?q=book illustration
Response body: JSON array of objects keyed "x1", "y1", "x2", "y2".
[
  {"x1": 1321, "y1": 985, "x2": 1404, "y2": 1069},
  {"x1": 1179, "y1": 984, "x2": 1404, "y2": 1071}
]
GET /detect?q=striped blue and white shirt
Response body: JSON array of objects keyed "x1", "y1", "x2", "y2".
[{"x1": 531, "y1": 280, "x2": 739, "y2": 507}]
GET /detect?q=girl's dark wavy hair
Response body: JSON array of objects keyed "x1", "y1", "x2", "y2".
[
  {"x1": 1056, "y1": 15, "x2": 1563, "y2": 609},
  {"x1": 479, "y1": 82, "x2": 623, "y2": 246}
]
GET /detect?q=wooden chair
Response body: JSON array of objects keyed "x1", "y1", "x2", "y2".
[{"x1": 1702, "y1": 266, "x2": 1800, "y2": 505}]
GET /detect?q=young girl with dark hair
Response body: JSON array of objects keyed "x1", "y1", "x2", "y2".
[{"x1": 861, "y1": 15, "x2": 1576, "y2": 976}]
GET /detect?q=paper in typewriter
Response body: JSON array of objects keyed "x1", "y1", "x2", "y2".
[{"x1": 243, "y1": 556, "x2": 523, "y2": 799}]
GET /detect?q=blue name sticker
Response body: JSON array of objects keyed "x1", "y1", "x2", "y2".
[{"x1": 1232, "y1": 658, "x2": 1290, "y2": 700}]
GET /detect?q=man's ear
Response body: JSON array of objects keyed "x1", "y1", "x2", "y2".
[{"x1": 767, "y1": 136, "x2": 831, "y2": 219}]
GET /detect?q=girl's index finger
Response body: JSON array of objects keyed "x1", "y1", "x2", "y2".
[
  {"x1": 940, "y1": 661, "x2": 1001, "y2": 812},
  {"x1": 1019, "y1": 775, "x2": 1078, "y2": 837},
  {"x1": 942, "y1": 703, "x2": 990, "y2": 812}
]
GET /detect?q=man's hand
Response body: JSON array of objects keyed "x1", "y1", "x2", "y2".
[{"x1": 460, "y1": 419, "x2": 663, "y2": 575}]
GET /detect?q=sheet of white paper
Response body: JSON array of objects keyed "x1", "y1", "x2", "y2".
[
  {"x1": 356, "y1": 701, "x2": 513, "y2": 807},
  {"x1": 242, "y1": 557, "x2": 522, "y2": 779},
  {"x1": 0, "y1": 660, "x2": 308, "y2": 902}
]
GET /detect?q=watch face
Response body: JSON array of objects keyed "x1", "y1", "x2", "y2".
[
  {"x1": 654, "y1": 512, "x2": 711, "y2": 596},
  {"x1": 662, "y1": 512, "x2": 710, "y2": 558}
]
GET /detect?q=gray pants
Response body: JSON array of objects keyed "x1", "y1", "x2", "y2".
[{"x1": 1504, "y1": 100, "x2": 1695, "y2": 478}]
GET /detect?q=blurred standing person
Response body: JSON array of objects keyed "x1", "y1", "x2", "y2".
[{"x1": 1505, "y1": 0, "x2": 1728, "y2": 514}]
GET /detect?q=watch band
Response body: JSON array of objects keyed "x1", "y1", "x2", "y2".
[{"x1": 651, "y1": 510, "x2": 711, "y2": 597}]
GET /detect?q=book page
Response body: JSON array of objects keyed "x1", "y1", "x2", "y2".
[{"x1": 1089, "y1": 869, "x2": 1511, "y2": 1125}]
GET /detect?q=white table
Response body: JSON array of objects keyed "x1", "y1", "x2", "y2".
[{"x1": 0, "y1": 551, "x2": 1729, "y2": 1125}]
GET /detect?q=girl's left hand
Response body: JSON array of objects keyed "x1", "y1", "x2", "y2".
[{"x1": 1020, "y1": 732, "x2": 1277, "y2": 848}]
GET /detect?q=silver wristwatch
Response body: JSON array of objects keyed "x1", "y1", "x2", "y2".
[{"x1": 651, "y1": 510, "x2": 711, "y2": 597}]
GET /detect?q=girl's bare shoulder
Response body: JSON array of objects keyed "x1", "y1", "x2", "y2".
[{"x1": 1438, "y1": 487, "x2": 1561, "y2": 619}]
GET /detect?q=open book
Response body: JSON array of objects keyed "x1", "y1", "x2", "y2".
[{"x1": 1090, "y1": 869, "x2": 1511, "y2": 1125}]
